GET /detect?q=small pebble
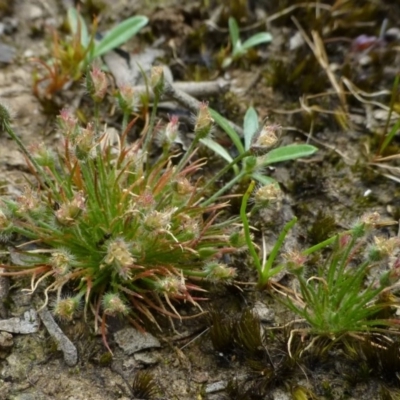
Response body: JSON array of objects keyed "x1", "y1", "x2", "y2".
[{"x1": 114, "y1": 328, "x2": 161, "y2": 355}]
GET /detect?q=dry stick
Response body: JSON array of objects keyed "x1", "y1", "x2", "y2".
[
  {"x1": 132, "y1": 79, "x2": 231, "y2": 101},
  {"x1": 38, "y1": 307, "x2": 78, "y2": 366}
]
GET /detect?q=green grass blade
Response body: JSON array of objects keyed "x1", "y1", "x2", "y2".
[
  {"x1": 381, "y1": 118, "x2": 400, "y2": 154},
  {"x1": 380, "y1": 74, "x2": 400, "y2": 154},
  {"x1": 200, "y1": 137, "x2": 233, "y2": 163},
  {"x1": 251, "y1": 173, "x2": 275, "y2": 185},
  {"x1": 210, "y1": 108, "x2": 245, "y2": 154},
  {"x1": 200, "y1": 137, "x2": 239, "y2": 175},
  {"x1": 228, "y1": 17, "x2": 240, "y2": 51},
  {"x1": 92, "y1": 16, "x2": 148, "y2": 59},
  {"x1": 67, "y1": 8, "x2": 89, "y2": 48}
]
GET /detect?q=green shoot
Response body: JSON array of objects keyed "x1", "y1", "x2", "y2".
[{"x1": 222, "y1": 17, "x2": 273, "y2": 69}]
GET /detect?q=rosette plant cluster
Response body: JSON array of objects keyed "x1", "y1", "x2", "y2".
[{"x1": 0, "y1": 102, "x2": 238, "y2": 350}]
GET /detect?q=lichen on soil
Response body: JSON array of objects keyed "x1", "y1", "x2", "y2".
[{"x1": 1, "y1": 1, "x2": 400, "y2": 399}]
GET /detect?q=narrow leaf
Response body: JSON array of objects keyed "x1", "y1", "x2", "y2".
[
  {"x1": 228, "y1": 17, "x2": 240, "y2": 51},
  {"x1": 261, "y1": 144, "x2": 317, "y2": 166},
  {"x1": 243, "y1": 107, "x2": 259, "y2": 151},
  {"x1": 242, "y1": 32, "x2": 273, "y2": 51},
  {"x1": 92, "y1": 16, "x2": 148, "y2": 59},
  {"x1": 68, "y1": 8, "x2": 89, "y2": 48},
  {"x1": 251, "y1": 173, "x2": 275, "y2": 185},
  {"x1": 200, "y1": 138, "x2": 233, "y2": 164},
  {"x1": 381, "y1": 118, "x2": 400, "y2": 154},
  {"x1": 210, "y1": 109, "x2": 245, "y2": 154}
]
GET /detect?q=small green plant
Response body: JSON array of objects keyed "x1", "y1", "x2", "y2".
[
  {"x1": 221, "y1": 17, "x2": 273, "y2": 68},
  {"x1": 201, "y1": 107, "x2": 317, "y2": 205},
  {"x1": 33, "y1": 7, "x2": 148, "y2": 99},
  {"x1": 239, "y1": 181, "x2": 298, "y2": 288},
  {"x1": 279, "y1": 213, "x2": 400, "y2": 356},
  {"x1": 375, "y1": 74, "x2": 400, "y2": 159},
  {"x1": 0, "y1": 72, "x2": 239, "y2": 352}
]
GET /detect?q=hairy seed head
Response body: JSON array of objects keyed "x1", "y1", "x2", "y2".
[
  {"x1": 53, "y1": 296, "x2": 80, "y2": 321},
  {"x1": 150, "y1": 66, "x2": 165, "y2": 95},
  {"x1": 87, "y1": 65, "x2": 108, "y2": 102},
  {"x1": 254, "y1": 184, "x2": 282, "y2": 206},
  {"x1": 55, "y1": 191, "x2": 86, "y2": 225},
  {"x1": 194, "y1": 102, "x2": 213, "y2": 139},
  {"x1": 203, "y1": 262, "x2": 237, "y2": 280},
  {"x1": 250, "y1": 123, "x2": 281, "y2": 155},
  {"x1": 50, "y1": 249, "x2": 73, "y2": 276},
  {"x1": 102, "y1": 293, "x2": 129, "y2": 316}
]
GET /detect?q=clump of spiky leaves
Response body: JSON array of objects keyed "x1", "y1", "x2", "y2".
[
  {"x1": 279, "y1": 214, "x2": 400, "y2": 356},
  {"x1": 130, "y1": 370, "x2": 159, "y2": 399},
  {"x1": 0, "y1": 103, "x2": 239, "y2": 352}
]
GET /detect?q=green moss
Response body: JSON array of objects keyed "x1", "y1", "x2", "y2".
[{"x1": 307, "y1": 210, "x2": 336, "y2": 245}]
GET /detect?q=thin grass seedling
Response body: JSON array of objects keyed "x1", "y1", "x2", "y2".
[
  {"x1": 376, "y1": 74, "x2": 400, "y2": 158},
  {"x1": 239, "y1": 180, "x2": 297, "y2": 288},
  {"x1": 278, "y1": 215, "x2": 400, "y2": 357},
  {"x1": 222, "y1": 17, "x2": 273, "y2": 69}
]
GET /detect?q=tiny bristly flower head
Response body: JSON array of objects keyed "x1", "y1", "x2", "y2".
[
  {"x1": 284, "y1": 250, "x2": 307, "y2": 274},
  {"x1": 16, "y1": 186, "x2": 41, "y2": 215},
  {"x1": 156, "y1": 276, "x2": 186, "y2": 296},
  {"x1": 50, "y1": 249, "x2": 74, "y2": 276},
  {"x1": 143, "y1": 208, "x2": 176, "y2": 231},
  {"x1": 194, "y1": 101, "x2": 213, "y2": 139},
  {"x1": 367, "y1": 236, "x2": 400, "y2": 262},
  {"x1": 250, "y1": 123, "x2": 281, "y2": 155},
  {"x1": 203, "y1": 262, "x2": 237, "y2": 281},
  {"x1": 117, "y1": 84, "x2": 135, "y2": 114},
  {"x1": 53, "y1": 296, "x2": 81, "y2": 321},
  {"x1": 55, "y1": 191, "x2": 86, "y2": 226},
  {"x1": 30, "y1": 142, "x2": 56, "y2": 167},
  {"x1": 172, "y1": 177, "x2": 193, "y2": 196},
  {"x1": 176, "y1": 213, "x2": 200, "y2": 240},
  {"x1": 102, "y1": 238, "x2": 135, "y2": 279},
  {"x1": 150, "y1": 65, "x2": 165, "y2": 96},
  {"x1": 74, "y1": 122, "x2": 96, "y2": 157},
  {"x1": 253, "y1": 183, "x2": 282, "y2": 207},
  {"x1": 157, "y1": 114, "x2": 181, "y2": 148},
  {"x1": 102, "y1": 293, "x2": 129, "y2": 316},
  {"x1": 58, "y1": 108, "x2": 80, "y2": 138},
  {"x1": 86, "y1": 65, "x2": 108, "y2": 102},
  {"x1": 352, "y1": 211, "x2": 381, "y2": 238}
]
